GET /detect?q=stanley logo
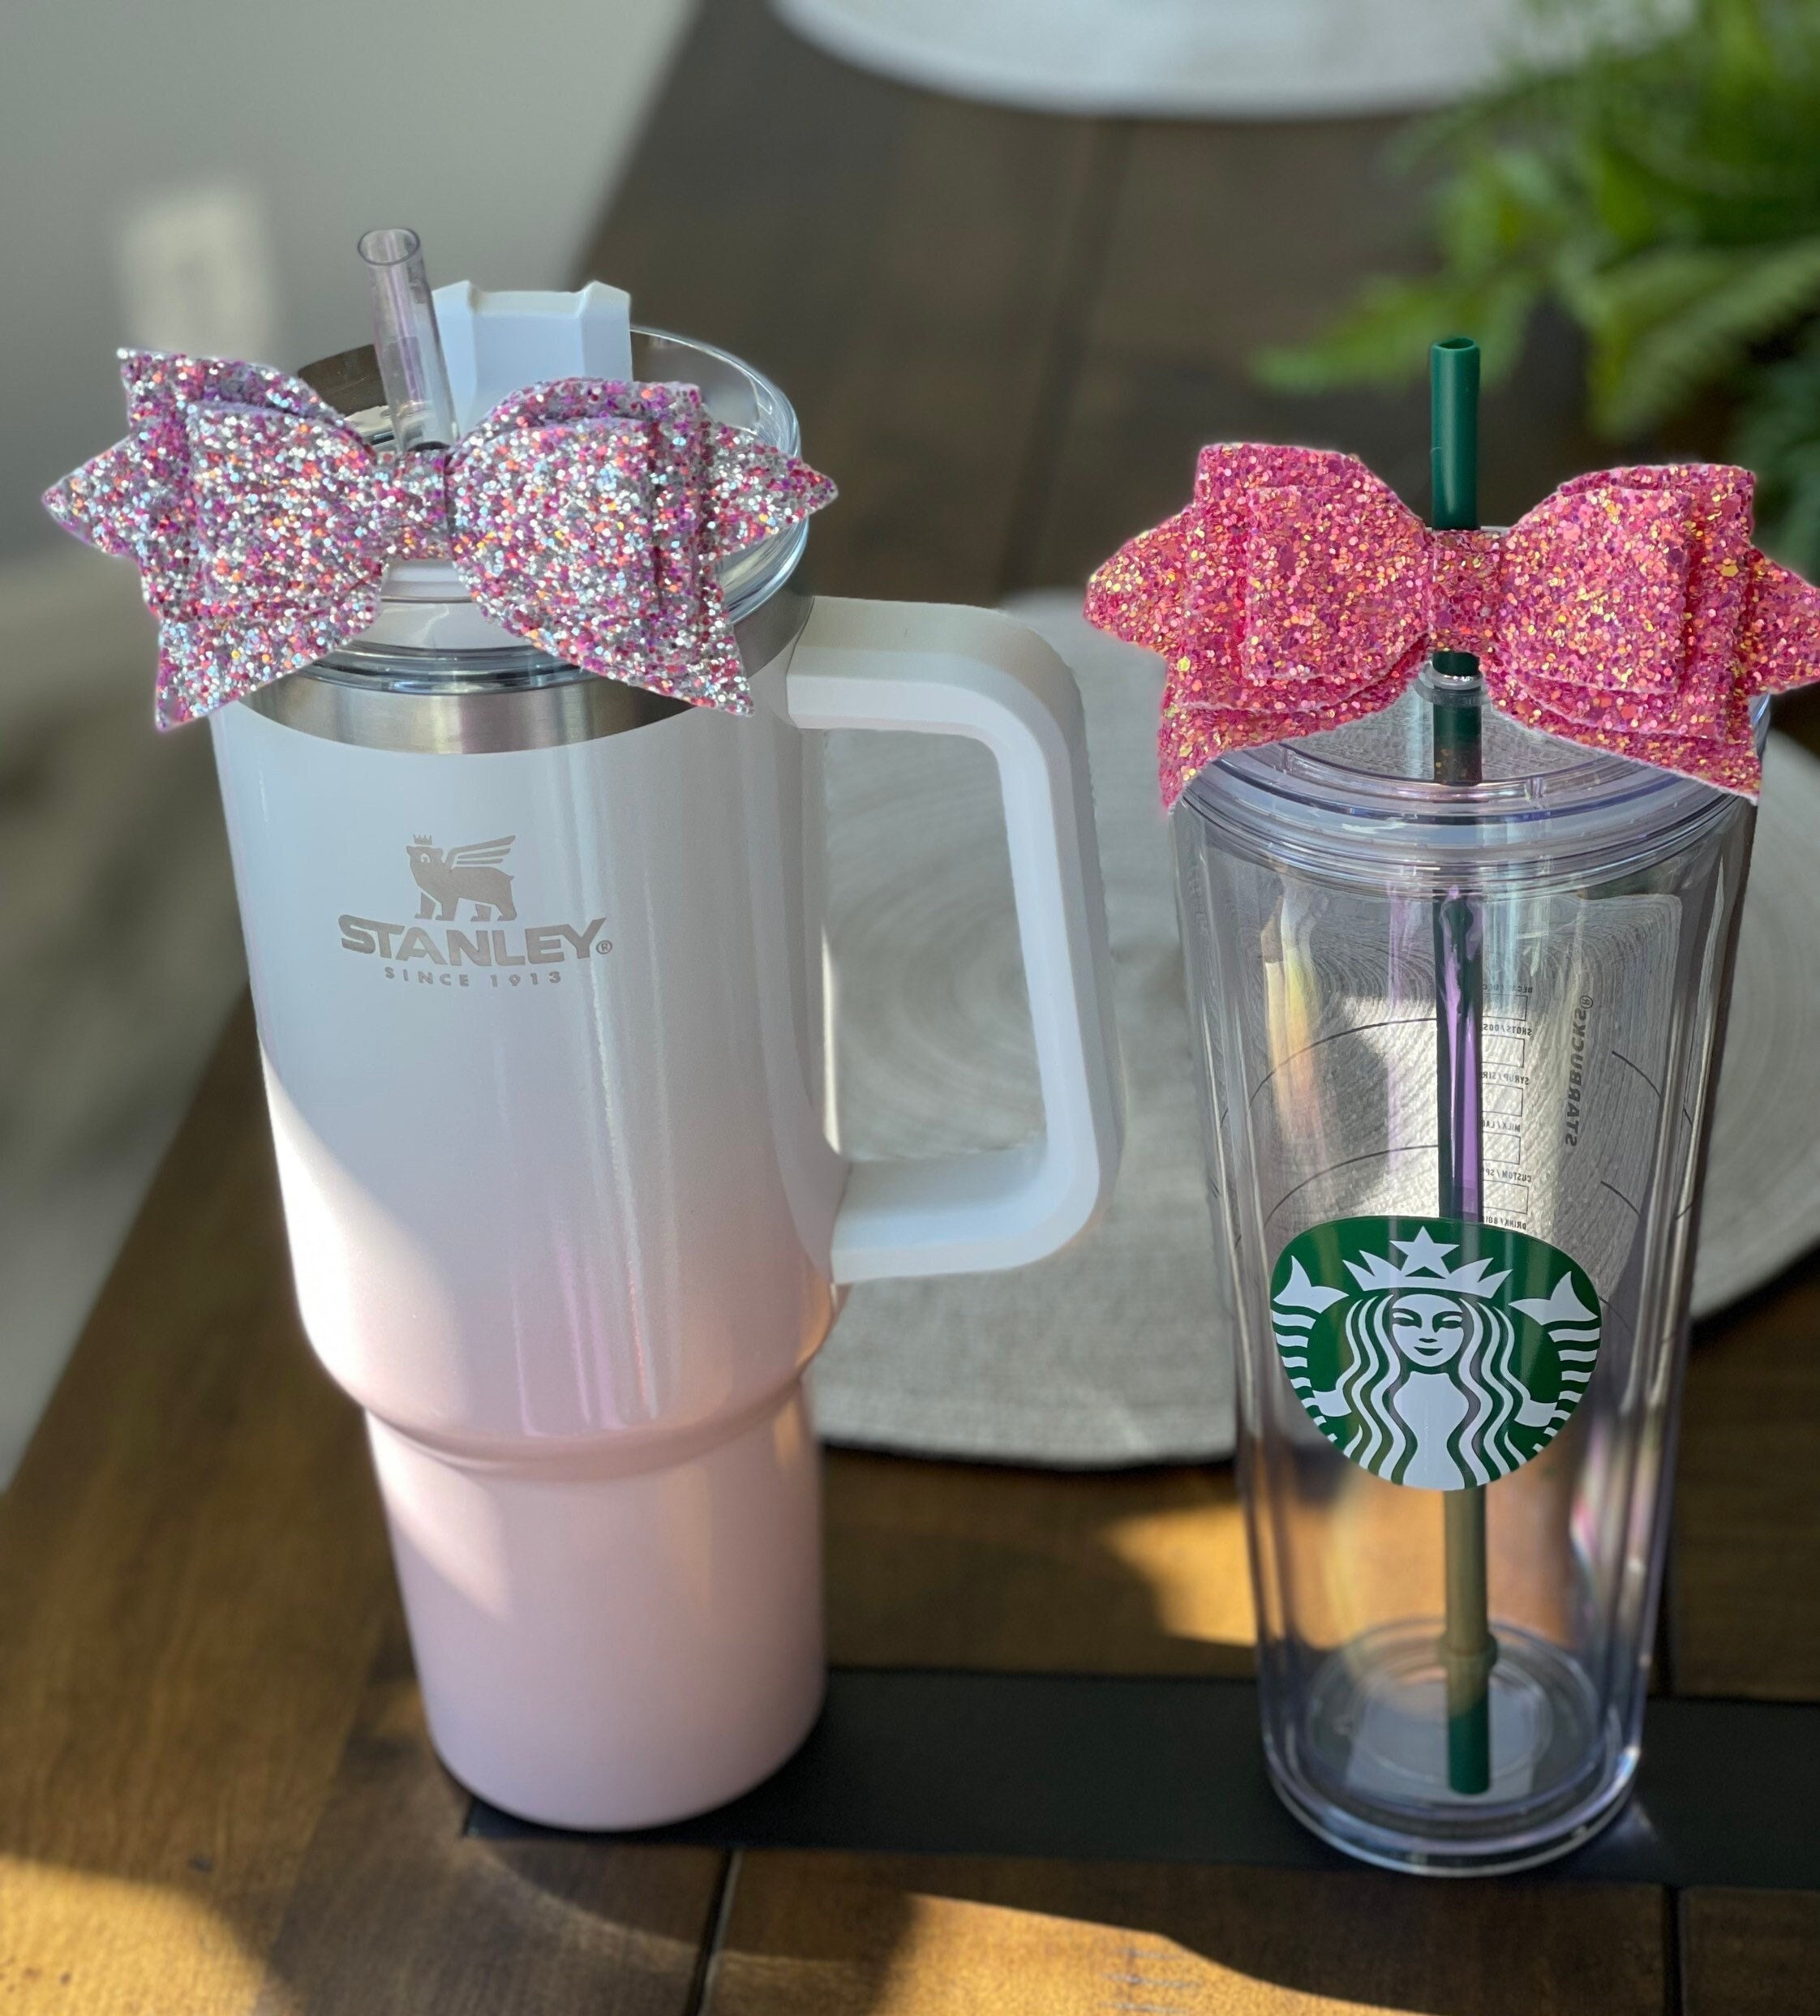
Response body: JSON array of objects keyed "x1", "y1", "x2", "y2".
[
  {"x1": 406, "y1": 834, "x2": 517, "y2": 921},
  {"x1": 339, "y1": 834, "x2": 611, "y2": 989}
]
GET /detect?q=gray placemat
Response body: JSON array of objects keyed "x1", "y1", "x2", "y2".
[
  {"x1": 1690, "y1": 731, "x2": 1820, "y2": 1313},
  {"x1": 810, "y1": 593, "x2": 1820, "y2": 1466}
]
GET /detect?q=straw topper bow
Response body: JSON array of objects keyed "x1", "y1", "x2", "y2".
[
  {"x1": 1085, "y1": 444, "x2": 1820, "y2": 804},
  {"x1": 44, "y1": 350, "x2": 836, "y2": 727}
]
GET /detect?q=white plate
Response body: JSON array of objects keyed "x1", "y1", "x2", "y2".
[{"x1": 774, "y1": 0, "x2": 1668, "y2": 119}]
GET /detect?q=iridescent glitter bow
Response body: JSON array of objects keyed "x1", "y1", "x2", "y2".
[
  {"x1": 1084, "y1": 443, "x2": 1820, "y2": 804},
  {"x1": 43, "y1": 350, "x2": 836, "y2": 727}
]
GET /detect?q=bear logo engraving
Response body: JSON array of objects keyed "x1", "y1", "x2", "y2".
[{"x1": 406, "y1": 835, "x2": 517, "y2": 922}]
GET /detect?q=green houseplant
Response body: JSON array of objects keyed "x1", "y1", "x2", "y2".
[{"x1": 1260, "y1": 0, "x2": 1820, "y2": 572}]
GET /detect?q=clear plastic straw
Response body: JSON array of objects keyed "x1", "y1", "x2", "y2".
[{"x1": 358, "y1": 227, "x2": 457, "y2": 452}]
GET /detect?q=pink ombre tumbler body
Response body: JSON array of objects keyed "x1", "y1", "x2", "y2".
[{"x1": 208, "y1": 332, "x2": 1122, "y2": 1827}]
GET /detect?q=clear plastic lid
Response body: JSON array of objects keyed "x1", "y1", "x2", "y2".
[{"x1": 1178, "y1": 671, "x2": 1764, "y2": 889}]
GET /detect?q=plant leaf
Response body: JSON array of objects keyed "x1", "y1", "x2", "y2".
[
  {"x1": 1249, "y1": 0, "x2": 1820, "y2": 441},
  {"x1": 1734, "y1": 328, "x2": 1820, "y2": 575},
  {"x1": 1578, "y1": 234, "x2": 1820, "y2": 432},
  {"x1": 1254, "y1": 273, "x2": 1540, "y2": 392}
]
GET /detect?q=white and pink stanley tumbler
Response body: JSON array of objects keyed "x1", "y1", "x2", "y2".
[{"x1": 200, "y1": 241, "x2": 1122, "y2": 1826}]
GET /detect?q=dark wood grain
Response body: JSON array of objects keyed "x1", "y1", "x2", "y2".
[
  {"x1": 0, "y1": 1001, "x2": 394, "y2": 2013},
  {"x1": 1680, "y1": 1889, "x2": 1820, "y2": 2016},
  {"x1": 1020, "y1": 121, "x2": 1604, "y2": 593},
  {"x1": 705, "y1": 1850, "x2": 1670, "y2": 2015},
  {"x1": 255, "y1": 1626, "x2": 725, "y2": 2015},
  {"x1": 826, "y1": 1450, "x2": 1253, "y2": 1676},
  {"x1": 581, "y1": 0, "x2": 1112, "y2": 607},
  {"x1": 1676, "y1": 1252, "x2": 1820, "y2": 1701},
  {"x1": 8, "y1": 4, "x2": 1820, "y2": 2010}
]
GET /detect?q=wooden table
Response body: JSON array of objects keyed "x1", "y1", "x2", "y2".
[{"x1": 6, "y1": 3, "x2": 1818, "y2": 2008}]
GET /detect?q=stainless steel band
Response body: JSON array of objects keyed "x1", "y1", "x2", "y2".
[{"x1": 239, "y1": 582, "x2": 812, "y2": 754}]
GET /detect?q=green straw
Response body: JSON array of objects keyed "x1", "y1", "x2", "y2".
[{"x1": 1430, "y1": 337, "x2": 1495, "y2": 1796}]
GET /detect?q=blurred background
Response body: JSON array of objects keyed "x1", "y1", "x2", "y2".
[
  {"x1": 0, "y1": 0, "x2": 693, "y2": 1478},
  {"x1": 8, "y1": 0, "x2": 1820, "y2": 1481}
]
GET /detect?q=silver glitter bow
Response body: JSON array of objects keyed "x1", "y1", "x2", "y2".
[{"x1": 44, "y1": 350, "x2": 836, "y2": 727}]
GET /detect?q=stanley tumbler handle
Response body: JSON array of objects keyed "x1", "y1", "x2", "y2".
[{"x1": 787, "y1": 596, "x2": 1124, "y2": 1283}]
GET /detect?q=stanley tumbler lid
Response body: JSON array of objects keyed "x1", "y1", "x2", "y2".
[{"x1": 297, "y1": 323, "x2": 811, "y2": 658}]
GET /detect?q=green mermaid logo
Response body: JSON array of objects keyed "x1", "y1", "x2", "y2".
[{"x1": 1270, "y1": 1217, "x2": 1601, "y2": 1490}]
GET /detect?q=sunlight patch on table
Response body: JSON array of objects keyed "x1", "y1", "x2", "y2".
[
  {"x1": 0, "y1": 1855, "x2": 281, "y2": 2014},
  {"x1": 1097, "y1": 1496, "x2": 1256, "y2": 1651}
]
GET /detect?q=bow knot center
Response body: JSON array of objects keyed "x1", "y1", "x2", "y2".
[
  {"x1": 383, "y1": 448, "x2": 454, "y2": 561},
  {"x1": 1427, "y1": 528, "x2": 1503, "y2": 660}
]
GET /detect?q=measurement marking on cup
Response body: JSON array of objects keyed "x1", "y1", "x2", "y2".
[
  {"x1": 1484, "y1": 991, "x2": 1534, "y2": 1227},
  {"x1": 1247, "y1": 1014, "x2": 1435, "y2": 1112},
  {"x1": 1612, "y1": 1047, "x2": 1665, "y2": 1102},
  {"x1": 1264, "y1": 1144, "x2": 1436, "y2": 1229}
]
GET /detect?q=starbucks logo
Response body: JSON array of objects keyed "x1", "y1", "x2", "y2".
[{"x1": 1270, "y1": 1217, "x2": 1601, "y2": 1491}]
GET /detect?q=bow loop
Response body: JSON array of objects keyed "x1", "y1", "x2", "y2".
[
  {"x1": 184, "y1": 404, "x2": 399, "y2": 611},
  {"x1": 445, "y1": 377, "x2": 810, "y2": 710},
  {"x1": 1483, "y1": 466, "x2": 1758, "y2": 784},
  {"x1": 1088, "y1": 444, "x2": 1433, "y2": 803},
  {"x1": 1236, "y1": 468, "x2": 1428, "y2": 701},
  {"x1": 450, "y1": 408, "x2": 668, "y2": 679},
  {"x1": 45, "y1": 353, "x2": 346, "y2": 619}
]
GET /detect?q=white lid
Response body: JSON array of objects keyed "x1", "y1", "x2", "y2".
[{"x1": 433, "y1": 281, "x2": 633, "y2": 435}]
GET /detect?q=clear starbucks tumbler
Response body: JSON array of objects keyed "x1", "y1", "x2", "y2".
[{"x1": 1174, "y1": 675, "x2": 1758, "y2": 1872}]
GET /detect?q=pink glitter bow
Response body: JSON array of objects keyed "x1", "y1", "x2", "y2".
[
  {"x1": 1085, "y1": 443, "x2": 1820, "y2": 804},
  {"x1": 44, "y1": 350, "x2": 836, "y2": 727}
]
